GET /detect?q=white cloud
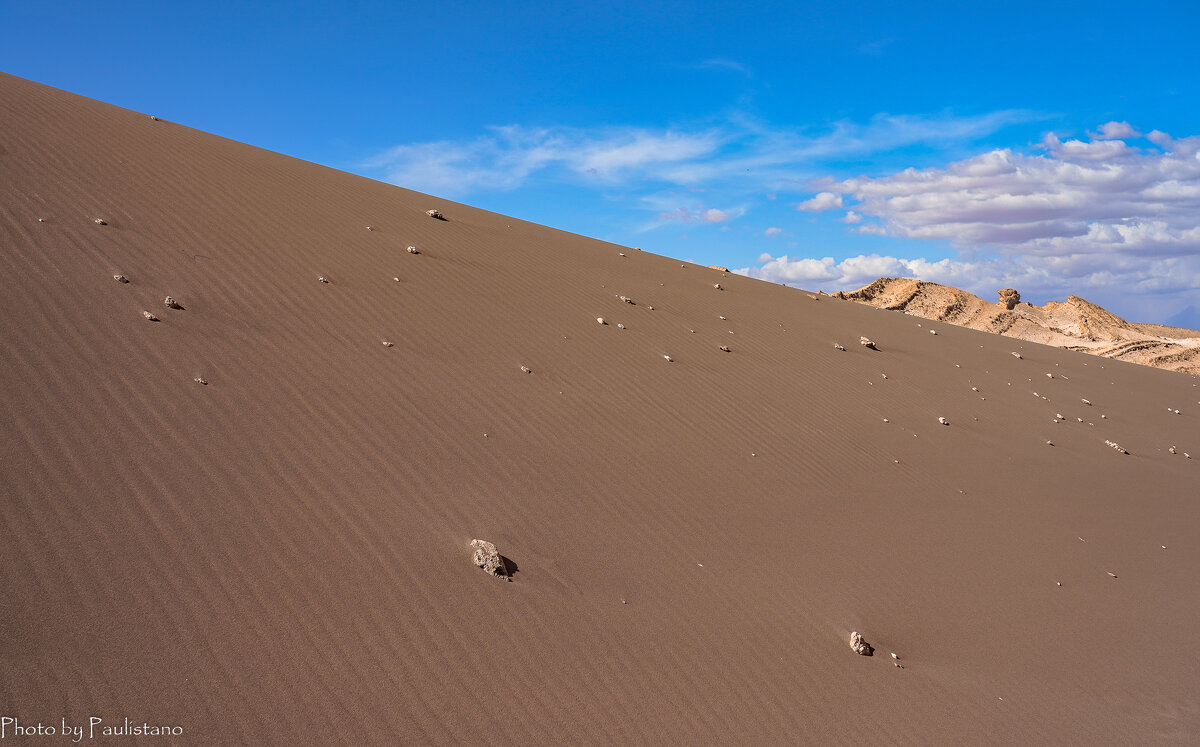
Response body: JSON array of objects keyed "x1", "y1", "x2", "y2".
[
  {"x1": 656, "y1": 206, "x2": 734, "y2": 224},
  {"x1": 796, "y1": 192, "x2": 843, "y2": 211},
  {"x1": 839, "y1": 211, "x2": 862, "y2": 223},
  {"x1": 764, "y1": 226, "x2": 783, "y2": 236},
  {"x1": 1095, "y1": 121, "x2": 1141, "y2": 140},
  {"x1": 364, "y1": 110, "x2": 1035, "y2": 198},
  {"x1": 698, "y1": 58, "x2": 752, "y2": 76},
  {"x1": 823, "y1": 127, "x2": 1200, "y2": 259}
]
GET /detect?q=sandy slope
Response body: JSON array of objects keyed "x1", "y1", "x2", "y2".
[
  {"x1": 2, "y1": 73, "x2": 1199, "y2": 744},
  {"x1": 840, "y1": 277, "x2": 1200, "y2": 375}
]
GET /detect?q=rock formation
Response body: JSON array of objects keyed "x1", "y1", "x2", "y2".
[{"x1": 840, "y1": 277, "x2": 1200, "y2": 375}]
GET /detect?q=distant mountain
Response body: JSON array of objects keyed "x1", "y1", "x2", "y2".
[
  {"x1": 837, "y1": 278, "x2": 1200, "y2": 375},
  {"x1": 1166, "y1": 304, "x2": 1200, "y2": 332}
]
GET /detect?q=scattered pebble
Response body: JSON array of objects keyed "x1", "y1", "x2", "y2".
[
  {"x1": 929, "y1": 329, "x2": 938, "y2": 335},
  {"x1": 406, "y1": 245, "x2": 420, "y2": 254},
  {"x1": 1046, "y1": 373, "x2": 1054, "y2": 379},
  {"x1": 714, "y1": 283, "x2": 723, "y2": 290},
  {"x1": 1107, "y1": 572, "x2": 1118, "y2": 578},
  {"x1": 596, "y1": 317, "x2": 607, "y2": 325},
  {"x1": 833, "y1": 344, "x2": 845, "y2": 351},
  {"x1": 194, "y1": 377, "x2": 207, "y2": 385},
  {"x1": 365, "y1": 225, "x2": 373, "y2": 231},
  {"x1": 860, "y1": 337, "x2": 877, "y2": 349},
  {"x1": 1082, "y1": 398, "x2": 1092, "y2": 406},
  {"x1": 318, "y1": 276, "x2": 329, "y2": 283},
  {"x1": 617, "y1": 323, "x2": 625, "y2": 330},
  {"x1": 113, "y1": 274, "x2": 128, "y2": 283},
  {"x1": 1105, "y1": 439, "x2": 1128, "y2": 455},
  {"x1": 142, "y1": 310, "x2": 159, "y2": 322},
  {"x1": 393, "y1": 277, "x2": 400, "y2": 282},
  {"x1": 719, "y1": 315, "x2": 727, "y2": 320},
  {"x1": 1169, "y1": 446, "x2": 1176, "y2": 454},
  {"x1": 663, "y1": 354, "x2": 673, "y2": 362},
  {"x1": 163, "y1": 296, "x2": 181, "y2": 309},
  {"x1": 620, "y1": 296, "x2": 634, "y2": 304},
  {"x1": 1046, "y1": 440, "x2": 1054, "y2": 446},
  {"x1": 382, "y1": 340, "x2": 393, "y2": 347},
  {"x1": 1012, "y1": 352, "x2": 1022, "y2": 359},
  {"x1": 521, "y1": 365, "x2": 532, "y2": 374},
  {"x1": 938, "y1": 417, "x2": 949, "y2": 426},
  {"x1": 719, "y1": 345, "x2": 731, "y2": 352},
  {"x1": 426, "y1": 209, "x2": 444, "y2": 219},
  {"x1": 94, "y1": 218, "x2": 107, "y2": 225}
]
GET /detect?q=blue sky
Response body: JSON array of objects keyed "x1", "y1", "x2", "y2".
[{"x1": 4, "y1": 1, "x2": 1200, "y2": 324}]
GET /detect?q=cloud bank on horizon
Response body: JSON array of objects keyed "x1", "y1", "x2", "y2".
[
  {"x1": 367, "y1": 115, "x2": 1200, "y2": 326},
  {"x1": 750, "y1": 124, "x2": 1200, "y2": 319}
]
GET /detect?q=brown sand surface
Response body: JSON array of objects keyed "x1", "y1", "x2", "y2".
[
  {"x1": 840, "y1": 277, "x2": 1200, "y2": 375},
  {"x1": 2, "y1": 73, "x2": 1199, "y2": 743}
]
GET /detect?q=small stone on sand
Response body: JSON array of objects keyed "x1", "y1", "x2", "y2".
[
  {"x1": 194, "y1": 377, "x2": 207, "y2": 385},
  {"x1": 318, "y1": 276, "x2": 329, "y2": 283},
  {"x1": 597, "y1": 317, "x2": 606, "y2": 325},
  {"x1": 521, "y1": 365, "x2": 532, "y2": 374},
  {"x1": 142, "y1": 310, "x2": 158, "y2": 321},
  {"x1": 164, "y1": 296, "x2": 181, "y2": 309},
  {"x1": 719, "y1": 345, "x2": 730, "y2": 352},
  {"x1": 406, "y1": 245, "x2": 420, "y2": 254},
  {"x1": 860, "y1": 337, "x2": 877, "y2": 349},
  {"x1": 113, "y1": 274, "x2": 128, "y2": 283},
  {"x1": 94, "y1": 218, "x2": 107, "y2": 225},
  {"x1": 470, "y1": 539, "x2": 507, "y2": 578},
  {"x1": 425, "y1": 209, "x2": 444, "y2": 219},
  {"x1": 663, "y1": 354, "x2": 673, "y2": 362}
]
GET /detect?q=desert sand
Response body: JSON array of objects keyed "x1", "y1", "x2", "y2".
[
  {"x1": 2, "y1": 73, "x2": 1199, "y2": 743},
  {"x1": 839, "y1": 277, "x2": 1200, "y2": 375}
]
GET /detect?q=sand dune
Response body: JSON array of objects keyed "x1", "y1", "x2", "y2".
[
  {"x1": 839, "y1": 277, "x2": 1200, "y2": 375},
  {"x1": 2, "y1": 73, "x2": 1199, "y2": 743}
]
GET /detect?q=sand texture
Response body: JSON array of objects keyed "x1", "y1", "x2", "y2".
[
  {"x1": 2, "y1": 73, "x2": 1199, "y2": 743},
  {"x1": 840, "y1": 277, "x2": 1200, "y2": 375}
]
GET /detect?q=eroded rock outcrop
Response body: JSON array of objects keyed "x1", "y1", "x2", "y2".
[{"x1": 998, "y1": 288, "x2": 1021, "y2": 310}]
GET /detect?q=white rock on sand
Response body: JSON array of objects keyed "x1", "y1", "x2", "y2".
[
  {"x1": 470, "y1": 539, "x2": 507, "y2": 578},
  {"x1": 849, "y1": 632, "x2": 873, "y2": 656}
]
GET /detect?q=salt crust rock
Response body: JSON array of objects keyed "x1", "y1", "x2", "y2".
[{"x1": 470, "y1": 539, "x2": 507, "y2": 577}]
